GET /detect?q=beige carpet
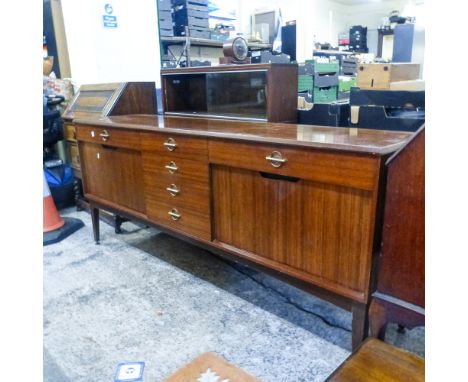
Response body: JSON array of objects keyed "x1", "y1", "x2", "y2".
[{"x1": 165, "y1": 353, "x2": 262, "y2": 382}]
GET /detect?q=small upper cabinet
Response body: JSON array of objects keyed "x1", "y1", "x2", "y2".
[
  {"x1": 161, "y1": 64, "x2": 298, "y2": 123},
  {"x1": 62, "y1": 82, "x2": 157, "y2": 122}
]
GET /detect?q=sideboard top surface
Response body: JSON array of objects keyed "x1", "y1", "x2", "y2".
[{"x1": 74, "y1": 114, "x2": 414, "y2": 155}]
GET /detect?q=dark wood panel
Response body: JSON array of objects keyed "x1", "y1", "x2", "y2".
[
  {"x1": 209, "y1": 139, "x2": 381, "y2": 191},
  {"x1": 377, "y1": 129, "x2": 425, "y2": 307},
  {"x1": 212, "y1": 165, "x2": 377, "y2": 299},
  {"x1": 326, "y1": 338, "x2": 424, "y2": 381},
  {"x1": 110, "y1": 82, "x2": 156, "y2": 115},
  {"x1": 76, "y1": 125, "x2": 141, "y2": 150},
  {"x1": 267, "y1": 64, "x2": 298, "y2": 122},
  {"x1": 79, "y1": 142, "x2": 146, "y2": 214}
]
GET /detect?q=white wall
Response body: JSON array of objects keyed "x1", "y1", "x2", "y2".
[{"x1": 61, "y1": 0, "x2": 161, "y2": 87}]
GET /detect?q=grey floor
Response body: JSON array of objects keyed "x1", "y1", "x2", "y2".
[{"x1": 44, "y1": 208, "x2": 424, "y2": 382}]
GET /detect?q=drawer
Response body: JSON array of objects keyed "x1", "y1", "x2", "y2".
[
  {"x1": 146, "y1": 200, "x2": 211, "y2": 240},
  {"x1": 64, "y1": 123, "x2": 76, "y2": 142},
  {"x1": 147, "y1": 177, "x2": 210, "y2": 214},
  {"x1": 69, "y1": 142, "x2": 81, "y2": 169},
  {"x1": 76, "y1": 125, "x2": 141, "y2": 150},
  {"x1": 141, "y1": 132, "x2": 208, "y2": 160},
  {"x1": 209, "y1": 140, "x2": 380, "y2": 191},
  {"x1": 142, "y1": 155, "x2": 209, "y2": 184}
]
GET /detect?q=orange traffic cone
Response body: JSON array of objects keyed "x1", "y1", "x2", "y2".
[{"x1": 43, "y1": 172, "x2": 65, "y2": 232}]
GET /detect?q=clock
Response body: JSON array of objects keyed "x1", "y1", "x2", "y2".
[{"x1": 220, "y1": 37, "x2": 251, "y2": 64}]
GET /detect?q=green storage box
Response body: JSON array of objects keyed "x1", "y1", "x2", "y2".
[
  {"x1": 305, "y1": 59, "x2": 340, "y2": 74},
  {"x1": 313, "y1": 86, "x2": 338, "y2": 103},
  {"x1": 339, "y1": 77, "x2": 356, "y2": 92}
]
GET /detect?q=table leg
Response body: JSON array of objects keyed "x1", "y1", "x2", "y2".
[{"x1": 91, "y1": 205, "x2": 100, "y2": 244}]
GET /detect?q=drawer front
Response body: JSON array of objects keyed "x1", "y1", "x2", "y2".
[
  {"x1": 147, "y1": 177, "x2": 210, "y2": 213},
  {"x1": 76, "y1": 125, "x2": 141, "y2": 150},
  {"x1": 64, "y1": 123, "x2": 76, "y2": 142},
  {"x1": 146, "y1": 200, "x2": 210, "y2": 240},
  {"x1": 209, "y1": 140, "x2": 380, "y2": 191},
  {"x1": 143, "y1": 155, "x2": 209, "y2": 184},
  {"x1": 141, "y1": 132, "x2": 208, "y2": 160}
]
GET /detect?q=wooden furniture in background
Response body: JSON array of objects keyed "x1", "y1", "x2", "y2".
[
  {"x1": 325, "y1": 338, "x2": 424, "y2": 381},
  {"x1": 161, "y1": 64, "x2": 298, "y2": 123},
  {"x1": 62, "y1": 82, "x2": 156, "y2": 231},
  {"x1": 75, "y1": 115, "x2": 412, "y2": 349},
  {"x1": 356, "y1": 63, "x2": 420, "y2": 90},
  {"x1": 369, "y1": 126, "x2": 425, "y2": 339}
]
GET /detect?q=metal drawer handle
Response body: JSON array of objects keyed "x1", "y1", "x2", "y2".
[
  {"x1": 166, "y1": 184, "x2": 180, "y2": 197},
  {"x1": 168, "y1": 208, "x2": 181, "y2": 220},
  {"x1": 99, "y1": 130, "x2": 110, "y2": 141},
  {"x1": 164, "y1": 137, "x2": 177, "y2": 151},
  {"x1": 265, "y1": 151, "x2": 287, "y2": 168},
  {"x1": 165, "y1": 161, "x2": 178, "y2": 174}
]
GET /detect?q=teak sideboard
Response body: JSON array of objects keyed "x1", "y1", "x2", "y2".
[{"x1": 75, "y1": 115, "x2": 412, "y2": 350}]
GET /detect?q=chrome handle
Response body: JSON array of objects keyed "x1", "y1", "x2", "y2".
[
  {"x1": 168, "y1": 208, "x2": 181, "y2": 220},
  {"x1": 165, "y1": 161, "x2": 178, "y2": 174},
  {"x1": 265, "y1": 151, "x2": 287, "y2": 168},
  {"x1": 99, "y1": 130, "x2": 110, "y2": 141},
  {"x1": 166, "y1": 184, "x2": 180, "y2": 197},
  {"x1": 164, "y1": 137, "x2": 177, "y2": 151}
]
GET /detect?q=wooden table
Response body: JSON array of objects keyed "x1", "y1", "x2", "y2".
[
  {"x1": 74, "y1": 114, "x2": 412, "y2": 349},
  {"x1": 326, "y1": 338, "x2": 424, "y2": 381}
]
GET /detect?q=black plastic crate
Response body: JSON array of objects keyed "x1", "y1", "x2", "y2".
[
  {"x1": 298, "y1": 100, "x2": 350, "y2": 127},
  {"x1": 174, "y1": 13, "x2": 209, "y2": 28}
]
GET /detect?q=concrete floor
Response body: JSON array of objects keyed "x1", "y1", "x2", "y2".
[{"x1": 44, "y1": 208, "x2": 424, "y2": 381}]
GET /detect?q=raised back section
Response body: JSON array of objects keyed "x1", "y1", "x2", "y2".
[
  {"x1": 62, "y1": 82, "x2": 156, "y2": 121},
  {"x1": 161, "y1": 64, "x2": 298, "y2": 123}
]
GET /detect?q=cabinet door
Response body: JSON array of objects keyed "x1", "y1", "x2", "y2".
[
  {"x1": 80, "y1": 142, "x2": 146, "y2": 214},
  {"x1": 212, "y1": 165, "x2": 376, "y2": 301}
]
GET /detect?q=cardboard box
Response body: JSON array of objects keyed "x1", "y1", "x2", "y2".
[{"x1": 356, "y1": 63, "x2": 420, "y2": 89}]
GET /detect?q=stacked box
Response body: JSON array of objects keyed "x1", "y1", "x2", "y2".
[
  {"x1": 342, "y1": 57, "x2": 358, "y2": 76},
  {"x1": 349, "y1": 25, "x2": 368, "y2": 53},
  {"x1": 173, "y1": 0, "x2": 210, "y2": 39},
  {"x1": 157, "y1": 0, "x2": 174, "y2": 37},
  {"x1": 298, "y1": 60, "x2": 339, "y2": 103},
  {"x1": 339, "y1": 76, "x2": 356, "y2": 92}
]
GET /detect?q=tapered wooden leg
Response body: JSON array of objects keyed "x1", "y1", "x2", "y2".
[
  {"x1": 352, "y1": 302, "x2": 369, "y2": 351},
  {"x1": 369, "y1": 298, "x2": 388, "y2": 340},
  {"x1": 114, "y1": 214, "x2": 124, "y2": 234},
  {"x1": 91, "y1": 205, "x2": 100, "y2": 244}
]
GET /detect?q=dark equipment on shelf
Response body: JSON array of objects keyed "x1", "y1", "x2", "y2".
[
  {"x1": 281, "y1": 23, "x2": 296, "y2": 61},
  {"x1": 43, "y1": 94, "x2": 65, "y2": 162},
  {"x1": 251, "y1": 50, "x2": 290, "y2": 64}
]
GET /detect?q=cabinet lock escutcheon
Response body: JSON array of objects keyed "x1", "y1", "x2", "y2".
[
  {"x1": 168, "y1": 208, "x2": 181, "y2": 220},
  {"x1": 164, "y1": 137, "x2": 177, "y2": 151},
  {"x1": 165, "y1": 161, "x2": 178, "y2": 174},
  {"x1": 166, "y1": 184, "x2": 180, "y2": 197},
  {"x1": 265, "y1": 151, "x2": 287, "y2": 168},
  {"x1": 99, "y1": 130, "x2": 110, "y2": 141}
]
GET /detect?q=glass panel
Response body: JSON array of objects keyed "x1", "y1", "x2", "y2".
[
  {"x1": 163, "y1": 70, "x2": 268, "y2": 120},
  {"x1": 70, "y1": 90, "x2": 115, "y2": 113},
  {"x1": 206, "y1": 71, "x2": 267, "y2": 120}
]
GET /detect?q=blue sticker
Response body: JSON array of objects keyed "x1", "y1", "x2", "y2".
[{"x1": 103, "y1": 15, "x2": 117, "y2": 28}]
